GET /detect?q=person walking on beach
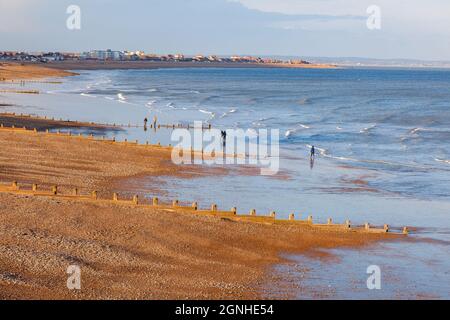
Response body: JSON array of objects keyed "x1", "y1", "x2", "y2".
[
  {"x1": 144, "y1": 118, "x2": 148, "y2": 131},
  {"x1": 153, "y1": 116, "x2": 158, "y2": 128},
  {"x1": 221, "y1": 130, "x2": 227, "y2": 147}
]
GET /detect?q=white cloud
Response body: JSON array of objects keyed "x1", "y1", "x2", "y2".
[{"x1": 231, "y1": 0, "x2": 450, "y2": 37}]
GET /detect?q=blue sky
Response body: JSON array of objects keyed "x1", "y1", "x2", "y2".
[{"x1": 1, "y1": 0, "x2": 449, "y2": 60}]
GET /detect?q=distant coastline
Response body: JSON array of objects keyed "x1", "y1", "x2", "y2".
[{"x1": 37, "y1": 60, "x2": 338, "y2": 71}]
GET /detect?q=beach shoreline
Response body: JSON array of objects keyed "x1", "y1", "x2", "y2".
[
  {"x1": 0, "y1": 116, "x2": 398, "y2": 299},
  {"x1": 0, "y1": 63, "x2": 77, "y2": 81},
  {"x1": 33, "y1": 60, "x2": 338, "y2": 71}
]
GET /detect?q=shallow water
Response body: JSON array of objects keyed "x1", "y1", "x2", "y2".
[{"x1": 1, "y1": 67, "x2": 449, "y2": 298}]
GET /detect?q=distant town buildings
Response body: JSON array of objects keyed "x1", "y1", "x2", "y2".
[
  {"x1": 0, "y1": 51, "x2": 68, "y2": 62},
  {"x1": 0, "y1": 49, "x2": 311, "y2": 66}
]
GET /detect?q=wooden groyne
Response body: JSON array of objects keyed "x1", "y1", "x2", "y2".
[
  {"x1": 0, "y1": 112, "x2": 211, "y2": 130},
  {"x1": 0, "y1": 89, "x2": 39, "y2": 94},
  {"x1": 0, "y1": 180, "x2": 409, "y2": 235},
  {"x1": 0, "y1": 79, "x2": 62, "y2": 84},
  {"x1": 0, "y1": 121, "x2": 410, "y2": 235}
]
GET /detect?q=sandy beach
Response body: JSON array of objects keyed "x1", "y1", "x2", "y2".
[
  {"x1": 0, "y1": 63, "x2": 77, "y2": 81},
  {"x1": 0, "y1": 122, "x2": 396, "y2": 300},
  {"x1": 0, "y1": 63, "x2": 405, "y2": 300}
]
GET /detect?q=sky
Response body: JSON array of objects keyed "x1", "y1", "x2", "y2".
[{"x1": 1, "y1": 0, "x2": 449, "y2": 61}]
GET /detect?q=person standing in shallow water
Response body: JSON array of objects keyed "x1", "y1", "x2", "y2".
[
  {"x1": 144, "y1": 118, "x2": 148, "y2": 131},
  {"x1": 310, "y1": 145, "x2": 316, "y2": 169}
]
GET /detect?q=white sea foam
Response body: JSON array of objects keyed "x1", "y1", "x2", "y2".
[
  {"x1": 360, "y1": 124, "x2": 377, "y2": 134},
  {"x1": 285, "y1": 124, "x2": 310, "y2": 137},
  {"x1": 220, "y1": 108, "x2": 238, "y2": 118},
  {"x1": 408, "y1": 127, "x2": 432, "y2": 135},
  {"x1": 435, "y1": 158, "x2": 450, "y2": 165},
  {"x1": 117, "y1": 93, "x2": 126, "y2": 101},
  {"x1": 285, "y1": 130, "x2": 294, "y2": 138},
  {"x1": 80, "y1": 93, "x2": 97, "y2": 98},
  {"x1": 305, "y1": 144, "x2": 429, "y2": 169}
]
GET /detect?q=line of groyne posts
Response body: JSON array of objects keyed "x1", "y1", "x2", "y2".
[
  {"x1": 0, "y1": 180, "x2": 409, "y2": 235},
  {"x1": 0, "y1": 114, "x2": 410, "y2": 235}
]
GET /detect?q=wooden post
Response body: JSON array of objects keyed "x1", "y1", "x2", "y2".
[
  {"x1": 133, "y1": 195, "x2": 139, "y2": 205},
  {"x1": 153, "y1": 197, "x2": 159, "y2": 206},
  {"x1": 192, "y1": 202, "x2": 198, "y2": 210},
  {"x1": 73, "y1": 188, "x2": 78, "y2": 196}
]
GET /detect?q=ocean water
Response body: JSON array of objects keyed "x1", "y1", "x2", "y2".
[{"x1": 1, "y1": 67, "x2": 449, "y2": 298}]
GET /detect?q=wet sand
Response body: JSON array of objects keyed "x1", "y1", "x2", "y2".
[
  {"x1": 0, "y1": 63, "x2": 77, "y2": 81},
  {"x1": 0, "y1": 123, "x2": 397, "y2": 300},
  {"x1": 0, "y1": 113, "x2": 123, "y2": 132}
]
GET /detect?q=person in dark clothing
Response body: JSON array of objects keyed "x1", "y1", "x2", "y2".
[
  {"x1": 310, "y1": 145, "x2": 316, "y2": 169},
  {"x1": 144, "y1": 118, "x2": 148, "y2": 131},
  {"x1": 221, "y1": 130, "x2": 227, "y2": 147}
]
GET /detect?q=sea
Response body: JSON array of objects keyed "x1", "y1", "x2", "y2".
[{"x1": 1, "y1": 66, "x2": 449, "y2": 299}]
